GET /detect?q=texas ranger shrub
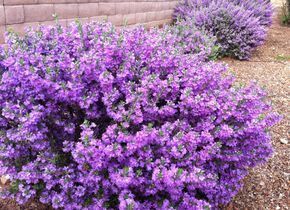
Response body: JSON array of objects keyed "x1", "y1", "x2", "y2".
[{"x1": 0, "y1": 22, "x2": 279, "y2": 209}]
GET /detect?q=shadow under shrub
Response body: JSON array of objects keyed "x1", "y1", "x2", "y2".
[
  {"x1": 173, "y1": 0, "x2": 273, "y2": 60},
  {"x1": 0, "y1": 22, "x2": 279, "y2": 209}
]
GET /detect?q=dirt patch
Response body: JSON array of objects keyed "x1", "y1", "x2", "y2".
[
  {"x1": 0, "y1": 198, "x2": 52, "y2": 210},
  {"x1": 272, "y1": 0, "x2": 284, "y2": 7}
]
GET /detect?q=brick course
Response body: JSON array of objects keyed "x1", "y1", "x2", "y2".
[{"x1": 0, "y1": 0, "x2": 178, "y2": 43}]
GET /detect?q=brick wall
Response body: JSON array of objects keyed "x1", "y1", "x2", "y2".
[{"x1": 0, "y1": 0, "x2": 178, "y2": 43}]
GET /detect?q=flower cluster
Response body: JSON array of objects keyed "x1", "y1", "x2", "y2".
[
  {"x1": 0, "y1": 21, "x2": 279, "y2": 209},
  {"x1": 173, "y1": 0, "x2": 273, "y2": 59},
  {"x1": 0, "y1": 46, "x2": 6, "y2": 76},
  {"x1": 162, "y1": 19, "x2": 220, "y2": 61}
]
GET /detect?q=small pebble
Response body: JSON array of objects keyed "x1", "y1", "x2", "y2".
[
  {"x1": 280, "y1": 138, "x2": 288, "y2": 144},
  {"x1": 0, "y1": 175, "x2": 9, "y2": 185}
]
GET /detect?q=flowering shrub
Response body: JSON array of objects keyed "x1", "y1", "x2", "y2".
[
  {"x1": 0, "y1": 22, "x2": 279, "y2": 209},
  {"x1": 0, "y1": 46, "x2": 5, "y2": 76},
  {"x1": 174, "y1": 0, "x2": 273, "y2": 27},
  {"x1": 174, "y1": 0, "x2": 273, "y2": 59},
  {"x1": 231, "y1": 0, "x2": 273, "y2": 27},
  {"x1": 162, "y1": 19, "x2": 220, "y2": 60}
]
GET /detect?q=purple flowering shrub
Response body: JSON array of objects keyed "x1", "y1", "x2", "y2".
[
  {"x1": 162, "y1": 19, "x2": 220, "y2": 60},
  {"x1": 174, "y1": 0, "x2": 273, "y2": 27},
  {"x1": 0, "y1": 22, "x2": 279, "y2": 209},
  {"x1": 0, "y1": 46, "x2": 5, "y2": 76},
  {"x1": 231, "y1": 0, "x2": 273, "y2": 27},
  {"x1": 174, "y1": 0, "x2": 273, "y2": 60}
]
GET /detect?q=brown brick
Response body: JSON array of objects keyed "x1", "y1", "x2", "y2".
[
  {"x1": 24, "y1": 4, "x2": 54, "y2": 22},
  {"x1": 6, "y1": 23, "x2": 25, "y2": 35},
  {"x1": 135, "y1": 12, "x2": 146, "y2": 24},
  {"x1": 77, "y1": 0, "x2": 89, "y2": 3},
  {"x1": 0, "y1": 25, "x2": 5, "y2": 44},
  {"x1": 54, "y1": 4, "x2": 78, "y2": 19},
  {"x1": 89, "y1": 16, "x2": 107, "y2": 23},
  {"x1": 4, "y1": 0, "x2": 37, "y2": 5},
  {"x1": 161, "y1": 2, "x2": 172, "y2": 10},
  {"x1": 156, "y1": 10, "x2": 173, "y2": 21},
  {"x1": 169, "y1": 2, "x2": 178, "y2": 9},
  {"x1": 37, "y1": 0, "x2": 53, "y2": 3},
  {"x1": 5, "y1": 5, "x2": 24, "y2": 24},
  {"x1": 78, "y1": 3, "x2": 98, "y2": 18},
  {"x1": 136, "y1": 2, "x2": 154, "y2": 13},
  {"x1": 0, "y1": 6, "x2": 5, "y2": 25},
  {"x1": 123, "y1": 13, "x2": 135, "y2": 25},
  {"x1": 41, "y1": 20, "x2": 56, "y2": 27},
  {"x1": 108, "y1": 14, "x2": 123, "y2": 26},
  {"x1": 116, "y1": 2, "x2": 131, "y2": 15},
  {"x1": 41, "y1": 19, "x2": 66, "y2": 27},
  {"x1": 152, "y1": 2, "x2": 163, "y2": 11},
  {"x1": 146, "y1": 11, "x2": 157, "y2": 22},
  {"x1": 164, "y1": 10, "x2": 173, "y2": 19},
  {"x1": 98, "y1": 3, "x2": 115, "y2": 16},
  {"x1": 143, "y1": 19, "x2": 172, "y2": 29},
  {"x1": 0, "y1": 0, "x2": 178, "y2": 36}
]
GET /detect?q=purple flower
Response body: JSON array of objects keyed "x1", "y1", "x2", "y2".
[
  {"x1": 0, "y1": 21, "x2": 279, "y2": 209},
  {"x1": 173, "y1": 0, "x2": 273, "y2": 60}
]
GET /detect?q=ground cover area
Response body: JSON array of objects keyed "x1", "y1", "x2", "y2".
[{"x1": 0, "y1": 1, "x2": 289, "y2": 210}]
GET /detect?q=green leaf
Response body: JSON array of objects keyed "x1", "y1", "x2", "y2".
[{"x1": 9, "y1": 180, "x2": 21, "y2": 194}]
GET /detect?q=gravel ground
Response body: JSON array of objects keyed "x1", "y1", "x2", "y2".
[{"x1": 223, "y1": 3, "x2": 290, "y2": 210}]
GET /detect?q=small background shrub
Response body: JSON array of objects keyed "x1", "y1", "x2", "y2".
[{"x1": 173, "y1": 0, "x2": 273, "y2": 60}]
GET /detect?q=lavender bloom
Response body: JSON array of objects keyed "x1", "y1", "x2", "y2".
[
  {"x1": 161, "y1": 19, "x2": 220, "y2": 61},
  {"x1": 173, "y1": 0, "x2": 273, "y2": 60},
  {"x1": 0, "y1": 47, "x2": 7, "y2": 76},
  {"x1": 0, "y1": 21, "x2": 279, "y2": 209}
]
